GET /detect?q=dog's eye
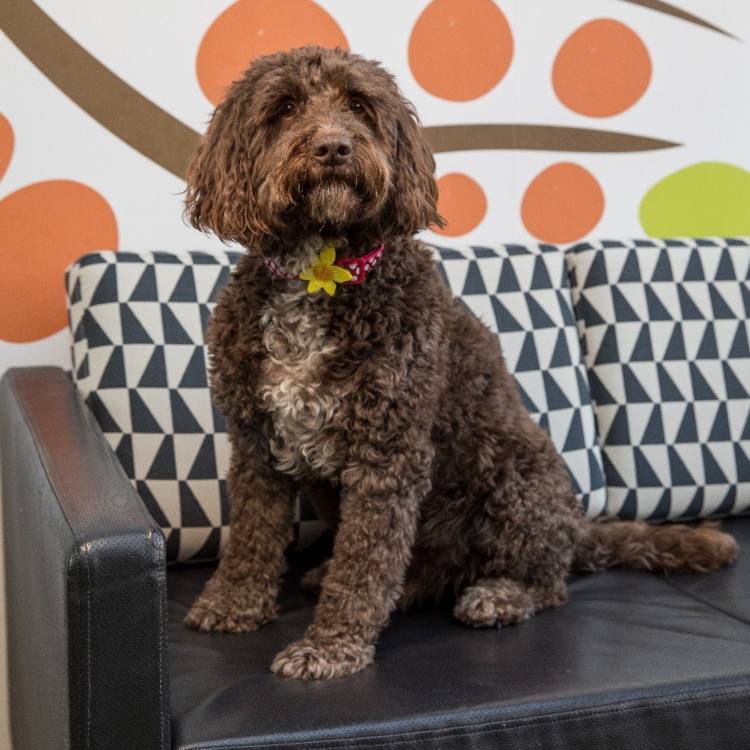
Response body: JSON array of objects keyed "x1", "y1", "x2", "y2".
[
  {"x1": 348, "y1": 98, "x2": 365, "y2": 115},
  {"x1": 280, "y1": 101, "x2": 297, "y2": 118}
]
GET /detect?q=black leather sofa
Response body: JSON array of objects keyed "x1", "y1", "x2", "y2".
[{"x1": 3, "y1": 366, "x2": 750, "y2": 749}]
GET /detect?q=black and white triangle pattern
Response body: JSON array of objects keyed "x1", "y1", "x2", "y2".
[
  {"x1": 66, "y1": 250, "x2": 244, "y2": 562},
  {"x1": 568, "y1": 238, "x2": 750, "y2": 520},
  {"x1": 66, "y1": 245, "x2": 608, "y2": 561},
  {"x1": 432, "y1": 243, "x2": 607, "y2": 517}
]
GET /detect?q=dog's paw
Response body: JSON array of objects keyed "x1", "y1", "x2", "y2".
[
  {"x1": 270, "y1": 637, "x2": 374, "y2": 680},
  {"x1": 453, "y1": 582, "x2": 533, "y2": 628},
  {"x1": 184, "y1": 577, "x2": 277, "y2": 633}
]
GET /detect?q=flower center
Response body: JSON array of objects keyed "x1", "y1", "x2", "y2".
[{"x1": 312, "y1": 263, "x2": 334, "y2": 281}]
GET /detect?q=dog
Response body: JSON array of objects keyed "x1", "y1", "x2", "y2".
[{"x1": 183, "y1": 46, "x2": 738, "y2": 680}]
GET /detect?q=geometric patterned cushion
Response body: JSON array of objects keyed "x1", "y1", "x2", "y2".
[
  {"x1": 567, "y1": 238, "x2": 750, "y2": 520},
  {"x1": 432, "y1": 243, "x2": 607, "y2": 517},
  {"x1": 66, "y1": 244, "x2": 610, "y2": 564},
  {"x1": 65, "y1": 250, "x2": 240, "y2": 562}
]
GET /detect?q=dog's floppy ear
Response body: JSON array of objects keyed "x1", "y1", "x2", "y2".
[
  {"x1": 383, "y1": 98, "x2": 445, "y2": 237},
  {"x1": 185, "y1": 91, "x2": 267, "y2": 244}
]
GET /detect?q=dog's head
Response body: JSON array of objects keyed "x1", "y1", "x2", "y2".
[{"x1": 185, "y1": 46, "x2": 443, "y2": 246}]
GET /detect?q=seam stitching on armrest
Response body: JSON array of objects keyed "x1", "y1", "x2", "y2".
[{"x1": 71, "y1": 371, "x2": 171, "y2": 747}]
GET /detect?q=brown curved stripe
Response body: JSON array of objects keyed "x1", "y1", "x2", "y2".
[
  {"x1": 618, "y1": 0, "x2": 737, "y2": 39},
  {"x1": 1, "y1": 0, "x2": 680, "y2": 181},
  {"x1": 426, "y1": 125, "x2": 679, "y2": 154},
  {"x1": 0, "y1": 0, "x2": 201, "y2": 178}
]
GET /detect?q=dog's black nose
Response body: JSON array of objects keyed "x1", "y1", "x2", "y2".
[{"x1": 312, "y1": 135, "x2": 353, "y2": 166}]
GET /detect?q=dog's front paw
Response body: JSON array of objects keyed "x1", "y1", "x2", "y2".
[
  {"x1": 270, "y1": 637, "x2": 374, "y2": 680},
  {"x1": 184, "y1": 576, "x2": 277, "y2": 633}
]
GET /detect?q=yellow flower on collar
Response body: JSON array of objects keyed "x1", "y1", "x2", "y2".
[{"x1": 299, "y1": 244, "x2": 353, "y2": 296}]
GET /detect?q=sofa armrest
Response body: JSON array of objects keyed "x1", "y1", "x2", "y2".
[{"x1": 1, "y1": 367, "x2": 169, "y2": 750}]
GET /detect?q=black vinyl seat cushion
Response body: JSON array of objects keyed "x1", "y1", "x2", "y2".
[{"x1": 168, "y1": 520, "x2": 750, "y2": 750}]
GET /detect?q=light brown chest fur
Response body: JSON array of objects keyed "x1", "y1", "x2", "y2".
[{"x1": 258, "y1": 287, "x2": 352, "y2": 480}]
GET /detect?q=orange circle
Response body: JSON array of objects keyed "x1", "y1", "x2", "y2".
[
  {"x1": 0, "y1": 181, "x2": 118, "y2": 342},
  {"x1": 0, "y1": 114, "x2": 13, "y2": 181},
  {"x1": 409, "y1": 0, "x2": 513, "y2": 101},
  {"x1": 553, "y1": 18, "x2": 651, "y2": 117},
  {"x1": 434, "y1": 173, "x2": 487, "y2": 236},
  {"x1": 197, "y1": 0, "x2": 348, "y2": 105},
  {"x1": 521, "y1": 162, "x2": 604, "y2": 243}
]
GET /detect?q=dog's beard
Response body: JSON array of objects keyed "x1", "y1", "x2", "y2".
[
  {"x1": 258, "y1": 147, "x2": 391, "y2": 233},
  {"x1": 304, "y1": 179, "x2": 362, "y2": 226}
]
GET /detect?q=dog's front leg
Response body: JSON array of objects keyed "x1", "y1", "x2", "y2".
[
  {"x1": 271, "y1": 437, "x2": 432, "y2": 679},
  {"x1": 185, "y1": 425, "x2": 296, "y2": 632}
]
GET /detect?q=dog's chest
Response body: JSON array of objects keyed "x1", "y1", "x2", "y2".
[{"x1": 258, "y1": 289, "x2": 351, "y2": 479}]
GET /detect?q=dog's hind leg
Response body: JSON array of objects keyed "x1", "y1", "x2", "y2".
[
  {"x1": 453, "y1": 577, "x2": 567, "y2": 628},
  {"x1": 451, "y1": 423, "x2": 582, "y2": 629}
]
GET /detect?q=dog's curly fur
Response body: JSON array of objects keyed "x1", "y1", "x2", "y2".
[{"x1": 183, "y1": 46, "x2": 738, "y2": 680}]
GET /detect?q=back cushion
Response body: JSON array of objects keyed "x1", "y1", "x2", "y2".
[
  {"x1": 433, "y1": 243, "x2": 606, "y2": 517},
  {"x1": 66, "y1": 250, "x2": 238, "y2": 562},
  {"x1": 568, "y1": 238, "x2": 750, "y2": 520},
  {"x1": 67, "y1": 244, "x2": 606, "y2": 563}
]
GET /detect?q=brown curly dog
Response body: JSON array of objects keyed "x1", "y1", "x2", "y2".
[{"x1": 183, "y1": 46, "x2": 738, "y2": 680}]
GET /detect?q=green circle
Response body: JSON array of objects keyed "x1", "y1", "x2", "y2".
[{"x1": 640, "y1": 162, "x2": 750, "y2": 237}]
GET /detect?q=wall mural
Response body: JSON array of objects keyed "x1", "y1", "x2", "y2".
[{"x1": 0, "y1": 0, "x2": 748, "y2": 373}]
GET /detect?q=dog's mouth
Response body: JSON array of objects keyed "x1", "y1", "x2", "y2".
[
  {"x1": 300, "y1": 171, "x2": 366, "y2": 226},
  {"x1": 300, "y1": 167, "x2": 364, "y2": 195}
]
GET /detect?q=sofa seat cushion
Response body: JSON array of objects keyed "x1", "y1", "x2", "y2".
[
  {"x1": 167, "y1": 519, "x2": 750, "y2": 750},
  {"x1": 567, "y1": 238, "x2": 750, "y2": 520}
]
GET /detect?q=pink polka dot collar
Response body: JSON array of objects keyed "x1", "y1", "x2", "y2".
[{"x1": 264, "y1": 243, "x2": 385, "y2": 287}]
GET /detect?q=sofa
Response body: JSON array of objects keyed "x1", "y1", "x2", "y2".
[{"x1": 2, "y1": 238, "x2": 750, "y2": 749}]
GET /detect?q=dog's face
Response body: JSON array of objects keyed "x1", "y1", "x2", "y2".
[{"x1": 186, "y1": 47, "x2": 442, "y2": 246}]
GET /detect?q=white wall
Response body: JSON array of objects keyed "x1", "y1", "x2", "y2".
[{"x1": 1, "y1": 1, "x2": 749, "y2": 377}]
